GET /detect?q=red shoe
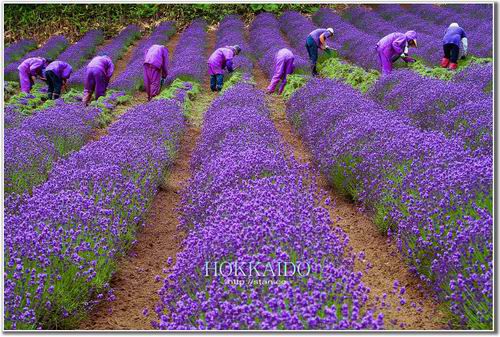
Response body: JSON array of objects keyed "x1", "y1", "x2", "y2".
[
  {"x1": 448, "y1": 62, "x2": 458, "y2": 70},
  {"x1": 440, "y1": 57, "x2": 450, "y2": 68}
]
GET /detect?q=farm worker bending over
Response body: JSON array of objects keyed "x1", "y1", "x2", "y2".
[
  {"x1": 376, "y1": 31, "x2": 417, "y2": 76},
  {"x1": 267, "y1": 48, "x2": 295, "y2": 95},
  {"x1": 17, "y1": 57, "x2": 52, "y2": 93},
  {"x1": 83, "y1": 55, "x2": 114, "y2": 106},
  {"x1": 144, "y1": 44, "x2": 169, "y2": 101},
  {"x1": 44, "y1": 60, "x2": 73, "y2": 100},
  {"x1": 207, "y1": 45, "x2": 241, "y2": 92},
  {"x1": 305, "y1": 28, "x2": 334, "y2": 77},
  {"x1": 441, "y1": 23, "x2": 467, "y2": 70}
]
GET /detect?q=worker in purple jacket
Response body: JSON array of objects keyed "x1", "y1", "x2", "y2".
[
  {"x1": 441, "y1": 23, "x2": 468, "y2": 70},
  {"x1": 44, "y1": 60, "x2": 73, "y2": 99},
  {"x1": 17, "y1": 57, "x2": 52, "y2": 93},
  {"x1": 207, "y1": 45, "x2": 241, "y2": 92},
  {"x1": 267, "y1": 48, "x2": 295, "y2": 95},
  {"x1": 376, "y1": 30, "x2": 417, "y2": 76},
  {"x1": 306, "y1": 28, "x2": 334, "y2": 76},
  {"x1": 144, "y1": 44, "x2": 169, "y2": 101},
  {"x1": 83, "y1": 55, "x2": 114, "y2": 106}
]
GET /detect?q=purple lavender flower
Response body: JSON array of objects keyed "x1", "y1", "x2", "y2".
[
  {"x1": 5, "y1": 35, "x2": 68, "y2": 81},
  {"x1": 5, "y1": 39, "x2": 37, "y2": 65}
]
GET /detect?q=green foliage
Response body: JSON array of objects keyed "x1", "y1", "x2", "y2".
[
  {"x1": 156, "y1": 78, "x2": 201, "y2": 112},
  {"x1": 4, "y1": 4, "x2": 330, "y2": 44},
  {"x1": 281, "y1": 74, "x2": 309, "y2": 100},
  {"x1": 318, "y1": 54, "x2": 380, "y2": 93},
  {"x1": 398, "y1": 56, "x2": 492, "y2": 80},
  {"x1": 4, "y1": 81, "x2": 20, "y2": 101},
  {"x1": 221, "y1": 71, "x2": 255, "y2": 92}
]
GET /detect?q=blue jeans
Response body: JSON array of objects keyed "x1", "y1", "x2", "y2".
[
  {"x1": 210, "y1": 74, "x2": 224, "y2": 91},
  {"x1": 305, "y1": 35, "x2": 319, "y2": 76}
]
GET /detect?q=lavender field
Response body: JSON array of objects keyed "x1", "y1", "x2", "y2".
[{"x1": 3, "y1": 3, "x2": 493, "y2": 332}]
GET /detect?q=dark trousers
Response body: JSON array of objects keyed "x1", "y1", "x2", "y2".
[
  {"x1": 443, "y1": 43, "x2": 460, "y2": 63},
  {"x1": 306, "y1": 35, "x2": 319, "y2": 76},
  {"x1": 46, "y1": 70, "x2": 63, "y2": 99},
  {"x1": 210, "y1": 74, "x2": 224, "y2": 92}
]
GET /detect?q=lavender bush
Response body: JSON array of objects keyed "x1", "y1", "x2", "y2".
[
  {"x1": 152, "y1": 83, "x2": 383, "y2": 330},
  {"x1": 5, "y1": 35, "x2": 68, "y2": 81},
  {"x1": 56, "y1": 29, "x2": 104, "y2": 69},
  {"x1": 167, "y1": 19, "x2": 207, "y2": 83},
  {"x1": 5, "y1": 39, "x2": 37, "y2": 65},
  {"x1": 249, "y1": 13, "x2": 308, "y2": 78},
  {"x1": 4, "y1": 87, "x2": 191, "y2": 329},
  {"x1": 110, "y1": 21, "x2": 175, "y2": 92},
  {"x1": 287, "y1": 78, "x2": 492, "y2": 329},
  {"x1": 69, "y1": 25, "x2": 141, "y2": 86}
]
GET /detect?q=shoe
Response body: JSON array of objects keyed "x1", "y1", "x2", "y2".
[
  {"x1": 448, "y1": 62, "x2": 458, "y2": 70},
  {"x1": 440, "y1": 57, "x2": 450, "y2": 68}
]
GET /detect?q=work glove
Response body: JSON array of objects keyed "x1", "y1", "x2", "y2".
[
  {"x1": 402, "y1": 56, "x2": 416, "y2": 63},
  {"x1": 461, "y1": 55, "x2": 466, "y2": 60}
]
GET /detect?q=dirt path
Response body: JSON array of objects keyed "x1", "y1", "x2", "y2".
[
  {"x1": 79, "y1": 27, "x2": 218, "y2": 331},
  {"x1": 251, "y1": 65, "x2": 446, "y2": 330}
]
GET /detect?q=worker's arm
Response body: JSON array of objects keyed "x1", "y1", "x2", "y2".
[
  {"x1": 226, "y1": 59, "x2": 234, "y2": 73},
  {"x1": 392, "y1": 35, "x2": 406, "y2": 55},
  {"x1": 162, "y1": 47, "x2": 169, "y2": 78}
]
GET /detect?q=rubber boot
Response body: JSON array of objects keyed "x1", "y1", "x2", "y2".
[
  {"x1": 47, "y1": 92, "x2": 53, "y2": 100},
  {"x1": 53, "y1": 93, "x2": 60, "y2": 100},
  {"x1": 440, "y1": 57, "x2": 450, "y2": 68},
  {"x1": 448, "y1": 62, "x2": 458, "y2": 70},
  {"x1": 311, "y1": 64, "x2": 318, "y2": 77}
]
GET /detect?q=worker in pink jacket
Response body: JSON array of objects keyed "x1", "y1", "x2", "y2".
[
  {"x1": 267, "y1": 48, "x2": 295, "y2": 95},
  {"x1": 17, "y1": 57, "x2": 52, "y2": 93},
  {"x1": 44, "y1": 60, "x2": 73, "y2": 99},
  {"x1": 143, "y1": 44, "x2": 169, "y2": 101},
  {"x1": 83, "y1": 55, "x2": 114, "y2": 105},
  {"x1": 207, "y1": 45, "x2": 241, "y2": 92},
  {"x1": 376, "y1": 31, "x2": 417, "y2": 76}
]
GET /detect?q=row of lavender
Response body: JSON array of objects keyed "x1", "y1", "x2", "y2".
[
  {"x1": 69, "y1": 25, "x2": 141, "y2": 86},
  {"x1": 152, "y1": 82, "x2": 383, "y2": 330},
  {"x1": 4, "y1": 90, "x2": 190, "y2": 330},
  {"x1": 215, "y1": 15, "x2": 253, "y2": 79},
  {"x1": 5, "y1": 39, "x2": 37, "y2": 65},
  {"x1": 5, "y1": 35, "x2": 68, "y2": 81},
  {"x1": 368, "y1": 68, "x2": 492, "y2": 156},
  {"x1": 310, "y1": 8, "x2": 493, "y2": 156},
  {"x1": 249, "y1": 13, "x2": 309, "y2": 77},
  {"x1": 110, "y1": 22, "x2": 175, "y2": 92},
  {"x1": 167, "y1": 19, "x2": 208, "y2": 84},
  {"x1": 5, "y1": 92, "x2": 129, "y2": 196},
  {"x1": 286, "y1": 78, "x2": 492, "y2": 329}
]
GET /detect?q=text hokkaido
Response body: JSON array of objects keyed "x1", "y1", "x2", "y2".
[{"x1": 204, "y1": 261, "x2": 311, "y2": 277}]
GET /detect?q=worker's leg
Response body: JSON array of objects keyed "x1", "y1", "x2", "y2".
[
  {"x1": 441, "y1": 44, "x2": 451, "y2": 68},
  {"x1": 144, "y1": 64, "x2": 161, "y2": 99},
  {"x1": 19, "y1": 71, "x2": 32, "y2": 93},
  {"x1": 143, "y1": 64, "x2": 151, "y2": 100},
  {"x1": 210, "y1": 75, "x2": 217, "y2": 92},
  {"x1": 94, "y1": 70, "x2": 107, "y2": 100},
  {"x1": 52, "y1": 74, "x2": 63, "y2": 99},
  {"x1": 448, "y1": 44, "x2": 460, "y2": 70},
  {"x1": 267, "y1": 59, "x2": 285, "y2": 93},
  {"x1": 379, "y1": 51, "x2": 392, "y2": 76},
  {"x1": 306, "y1": 36, "x2": 318, "y2": 76},
  {"x1": 83, "y1": 69, "x2": 96, "y2": 105},
  {"x1": 45, "y1": 70, "x2": 55, "y2": 99},
  {"x1": 216, "y1": 74, "x2": 224, "y2": 91}
]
